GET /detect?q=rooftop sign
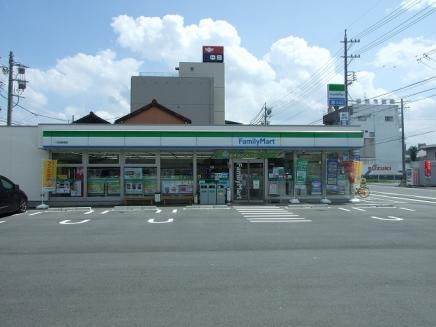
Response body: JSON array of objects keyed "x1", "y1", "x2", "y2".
[{"x1": 203, "y1": 46, "x2": 224, "y2": 63}]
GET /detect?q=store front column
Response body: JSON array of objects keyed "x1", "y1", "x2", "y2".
[
  {"x1": 290, "y1": 152, "x2": 299, "y2": 204},
  {"x1": 320, "y1": 151, "x2": 332, "y2": 204}
]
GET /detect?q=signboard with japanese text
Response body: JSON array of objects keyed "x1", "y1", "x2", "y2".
[
  {"x1": 327, "y1": 84, "x2": 346, "y2": 106},
  {"x1": 42, "y1": 160, "x2": 57, "y2": 191},
  {"x1": 203, "y1": 46, "x2": 224, "y2": 63}
]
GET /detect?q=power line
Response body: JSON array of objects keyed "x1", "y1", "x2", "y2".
[
  {"x1": 351, "y1": 0, "x2": 421, "y2": 39},
  {"x1": 355, "y1": 5, "x2": 436, "y2": 55},
  {"x1": 366, "y1": 75, "x2": 436, "y2": 100},
  {"x1": 0, "y1": 93, "x2": 69, "y2": 123}
]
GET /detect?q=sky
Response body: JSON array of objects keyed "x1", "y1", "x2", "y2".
[{"x1": 0, "y1": 0, "x2": 435, "y2": 147}]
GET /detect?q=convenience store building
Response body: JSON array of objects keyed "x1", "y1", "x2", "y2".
[{"x1": 0, "y1": 123, "x2": 363, "y2": 206}]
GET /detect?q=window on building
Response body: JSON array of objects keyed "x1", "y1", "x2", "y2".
[
  {"x1": 326, "y1": 152, "x2": 351, "y2": 196},
  {"x1": 87, "y1": 167, "x2": 121, "y2": 196},
  {"x1": 296, "y1": 153, "x2": 322, "y2": 197},
  {"x1": 267, "y1": 153, "x2": 293, "y2": 199},
  {"x1": 385, "y1": 116, "x2": 394, "y2": 122},
  {"x1": 51, "y1": 152, "x2": 83, "y2": 164},
  {"x1": 124, "y1": 167, "x2": 157, "y2": 196},
  {"x1": 160, "y1": 152, "x2": 193, "y2": 195},
  {"x1": 88, "y1": 153, "x2": 119, "y2": 164},
  {"x1": 124, "y1": 153, "x2": 156, "y2": 165}
]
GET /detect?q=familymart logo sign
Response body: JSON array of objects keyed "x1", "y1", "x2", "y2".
[{"x1": 236, "y1": 137, "x2": 279, "y2": 147}]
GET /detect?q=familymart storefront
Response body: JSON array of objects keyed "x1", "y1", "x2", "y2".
[{"x1": 40, "y1": 124, "x2": 363, "y2": 205}]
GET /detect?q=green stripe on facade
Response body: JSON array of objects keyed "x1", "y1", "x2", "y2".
[{"x1": 43, "y1": 130, "x2": 363, "y2": 138}]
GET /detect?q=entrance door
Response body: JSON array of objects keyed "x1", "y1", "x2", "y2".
[{"x1": 233, "y1": 161, "x2": 264, "y2": 202}]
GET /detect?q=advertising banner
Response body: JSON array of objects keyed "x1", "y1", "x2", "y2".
[
  {"x1": 296, "y1": 159, "x2": 309, "y2": 185},
  {"x1": 42, "y1": 160, "x2": 57, "y2": 191},
  {"x1": 203, "y1": 46, "x2": 224, "y2": 63},
  {"x1": 326, "y1": 160, "x2": 339, "y2": 186}
]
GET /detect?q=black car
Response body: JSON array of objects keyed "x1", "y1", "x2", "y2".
[{"x1": 0, "y1": 175, "x2": 28, "y2": 215}]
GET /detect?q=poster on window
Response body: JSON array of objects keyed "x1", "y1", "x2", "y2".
[
  {"x1": 296, "y1": 159, "x2": 308, "y2": 185},
  {"x1": 124, "y1": 168, "x2": 143, "y2": 180},
  {"x1": 326, "y1": 160, "x2": 339, "y2": 191}
]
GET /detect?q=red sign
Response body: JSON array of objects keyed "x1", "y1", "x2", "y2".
[
  {"x1": 343, "y1": 160, "x2": 355, "y2": 183},
  {"x1": 424, "y1": 160, "x2": 432, "y2": 177},
  {"x1": 203, "y1": 46, "x2": 224, "y2": 63}
]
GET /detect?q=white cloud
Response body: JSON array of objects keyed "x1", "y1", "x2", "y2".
[
  {"x1": 401, "y1": 0, "x2": 436, "y2": 10},
  {"x1": 111, "y1": 15, "x2": 240, "y2": 64},
  {"x1": 112, "y1": 15, "x2": 341, "y2": 124},
  {"x1": 19, "y1": 50, "x2": 142, "y2": 123},
  {"x1": 374, "y1": 37, "x2": 436, "y2": 68}
]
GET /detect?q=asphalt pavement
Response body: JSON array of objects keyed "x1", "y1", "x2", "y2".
[{"x1": 1, "y1": 184, "x2": 436, "y2": 327}]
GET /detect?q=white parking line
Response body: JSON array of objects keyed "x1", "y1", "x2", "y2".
[
  {"x1": 156, "y1": 209, "x2": 162, "y2": 214},
  {"x1": 148, "y1": 218, "x2": 173, "y2": 224},
  {"x1": 249, "y1": 220, "x2": 312, "y2": 223},
  {"x1": 399, "y1": 207, "x2": 415, "y2": 212},
  {"x1": 370, "y1": 194, "x2": 436, "y2": 204},
  {"x1": 0, "y1": 221, "x2": 5, "y2": 224},
  {"x1": 370, "y1": 216, "x2": 404, "y2": 221},
  {"x1": 29, "y1": 212, "x2": 42, "y2": 216},
  {"x1": 101, "y1": 210, "x2": 110, "y2": 215},
  {"x1": 84, "y1": 209, "x2": 94, "y2": 215},
  {"x1": 352, "y1": 207, "x2": 366, "y2": 212},
  {"x1": 172, "y1": 209, "x2": 178, "y2": 213},
  {"x1": 59, "y1": 219, "x2": 90, "y2": 225},
  {"x1": 338, "y1": 208, "x2": 351, "y2": 212}
]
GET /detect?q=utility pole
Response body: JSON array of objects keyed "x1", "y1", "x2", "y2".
[
  {"x1": 6, "y1": 51, "x2": 28, "y2": 126},
  {"x1": 7, "y1": 52, "x2": 14, "y2": 126},
  {"x1": 341, "y1": 30, "x2": 360, "y2": 123},
  {"x1": 401, "y1": 98, "x2": 406, "y2": 186},
  {"x1": 263, "y1": 102, "x2": 272, "y2": 126}
]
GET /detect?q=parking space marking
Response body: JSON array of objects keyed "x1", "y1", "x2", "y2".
[
  {"x1": 148, "y1": 218, "x2": 173, "y2": 224},
  {"x1": 59, "y1": 219, "x2": 90, "y2": 225},
  {"x1": 338, "y1": 208, "x2": 351, "y2": 212},
  {"x1": 156, "y1": 209, "x2": 162, "y2": 214},
  {"x1": 352, "y1": 207, "x2": 366, "y2": 212},
  {"x1": 29, "y1": 212, "x2": 42, "y2": 216},
  {"x1": 370, "y1": 216, "x2": 404, "y2": 221},
  {"x1": 399, "y1": 207, "x2": 415, "y2": 212},
  {"x1": 0, "y1": 221, "x2": 5, "y2": 224},
  {"x1": 249, "y1": 220, "x2": 312, "y2": 223},
  {"x1": 370, "y1": 193, "x2": 436, "y2": 204},
  {"x1": 84, "y1": 209, "x2": 94, "y2": 215},
  {"x1": 172, "y1": 209, "x2": 178, "y2": 214},
  {"x1": 101, "y1": 210, "x2": 110, "y2": 214}
]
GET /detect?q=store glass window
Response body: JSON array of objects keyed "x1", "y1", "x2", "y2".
[
  {"x1": 124, "y1": 167, "x2": 157, "y2": 196},
  {"x1": 160, "y1": 153, "x2": 193, "y2": 195},
  {"x1": 268, "y1": 152, "x2": 293, "y2": 199},
  {"x1": 52, "y1": 167, "x2": 84, "y2": 197},
  {"x1": 88, "y1": 153, "x2": 119, "y2": 164},
  {"x1": 296, "y1": 153, "x2": 322, "y2": 196},
  {"x1": 125, "y1": 153, "x2": 156, "y2": 165},
  {"x1": 87, "y1": 167, "x2": 120, "y2": 196},
  {"x1": 196, "y1": 152, "x2": 229, "y2": 187},
  {"x1": 52, "y1": 152, "x2": 82, "y2": 164},
  {"x1": 326, "y1": 152, "x2": 351, "y2": 196}
]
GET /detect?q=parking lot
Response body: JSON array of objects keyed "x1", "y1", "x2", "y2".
[{"x1": 1, "y1": 184, "x2": 436, "y2": 327}]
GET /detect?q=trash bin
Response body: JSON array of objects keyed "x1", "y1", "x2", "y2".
[
  {"x1": 200, "y1": 183, "x2": 209, "y2": 205},
  {"x1": 216, "y1": 183, "x2": 225, "y2": 205},
  {"x1": 208, "y1": 183, "x2": 217, "y2": 205}
]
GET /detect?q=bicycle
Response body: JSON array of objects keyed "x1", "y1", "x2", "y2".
[{"x1": 354, "y1": 185, "x2": 370, "y2": 198}]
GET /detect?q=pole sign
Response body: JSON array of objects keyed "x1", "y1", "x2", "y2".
[
  {"x1": 202, "y1": 46, "x2": 224, "y2": 63},
  {"x1": 42, "y1": 159, "x2": 57, "y2": 191},
  {"x1": 424, "y1": 160, "x2": 432, "y2": 177},
  {"x1": 327, "y1": 84, "x2": 346, "y2": 106}
]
